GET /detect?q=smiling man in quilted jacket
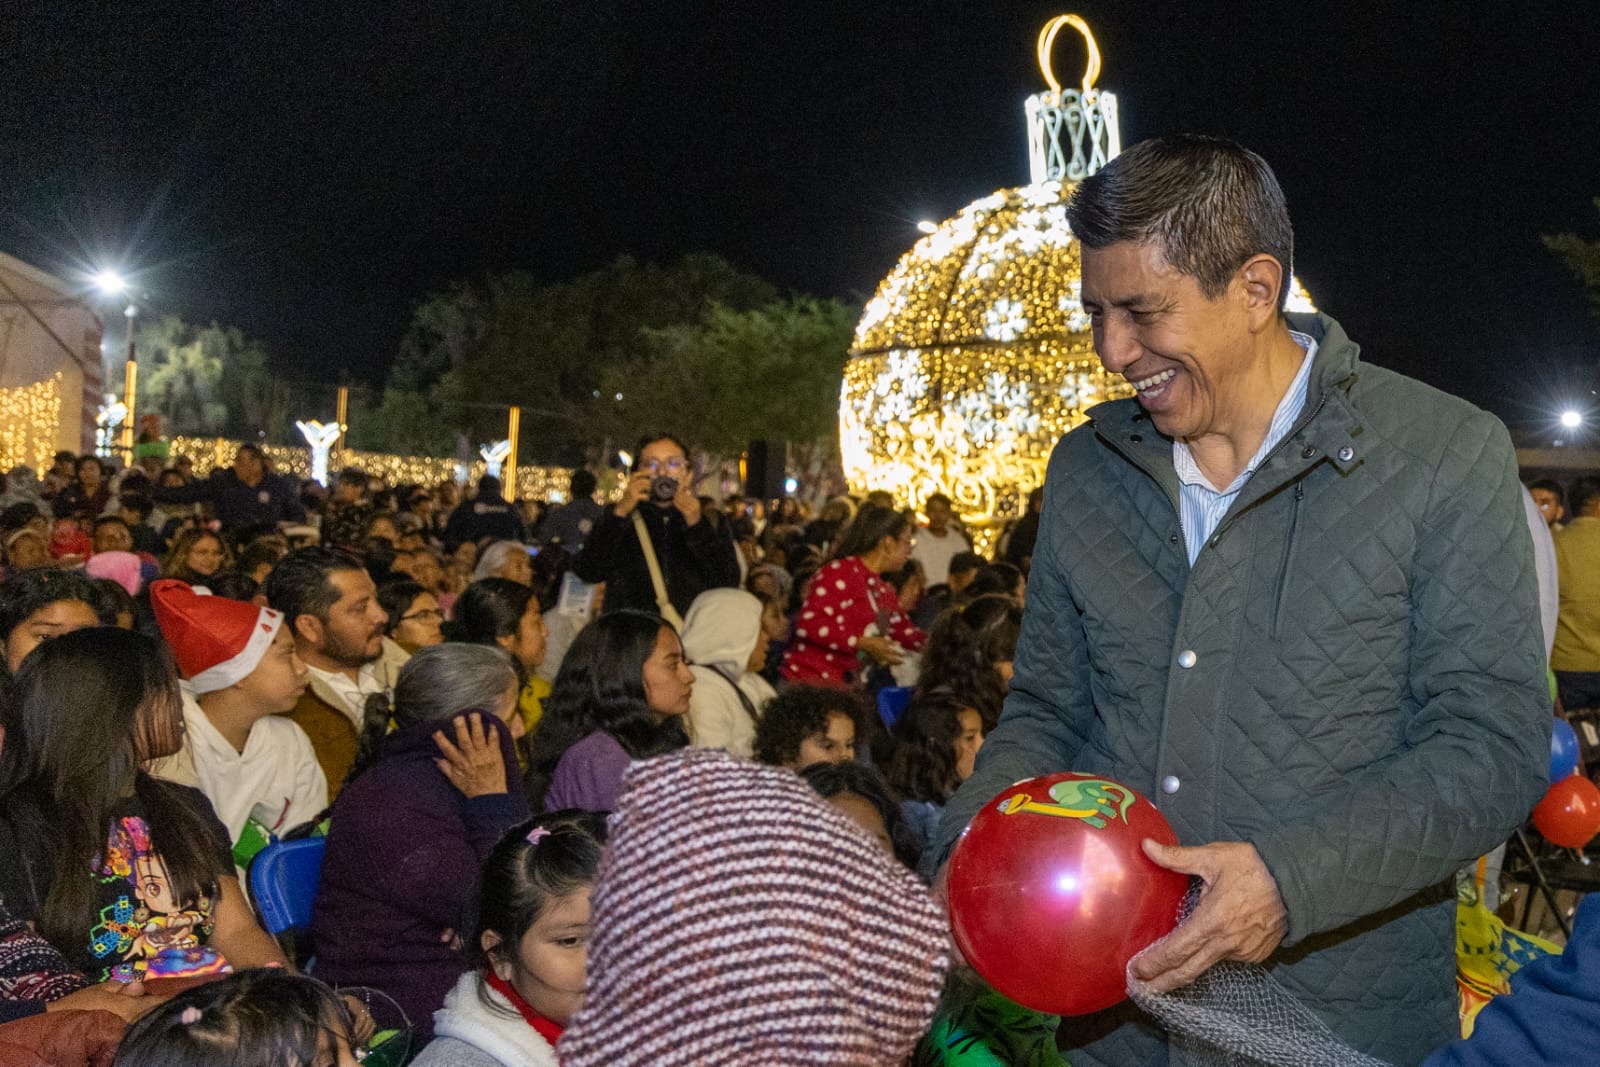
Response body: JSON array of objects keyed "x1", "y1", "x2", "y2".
[{"x1": 932, "y1": 135, "x2": 1549, "y2": 1066}]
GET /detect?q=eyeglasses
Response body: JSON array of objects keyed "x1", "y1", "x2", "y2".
[
  {"x1": 400, "y1": 608, "x2": 443, "y2": 623},
  {"x1": 639, "y1": 458, "x2": 688, "y2": 474}
]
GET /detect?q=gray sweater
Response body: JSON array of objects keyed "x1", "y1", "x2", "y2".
[{"x1": 411, "y1": 972, "x2": 559, "y2": 1067}]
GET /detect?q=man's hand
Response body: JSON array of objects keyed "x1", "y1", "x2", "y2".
[
  {"x1": 1128, "y1": 839, "x2": 1287, "y2": 993},
  {"x1": 612, "y1": 472, "x2": 652, "y2": 519},
  {"x1": 674, "y1": 482, "x2": 703, "y2": 527},
  {"x1": 47, "y1": 979, "x2": 164, "y2": 1023}
]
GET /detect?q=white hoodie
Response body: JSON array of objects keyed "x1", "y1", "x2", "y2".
[
  {"x1": 679, "y1": 588, "x2": 776, "y2": 758},
  {"x1": 412, "y1": 972, "x2": 559, "y2": 1067}
]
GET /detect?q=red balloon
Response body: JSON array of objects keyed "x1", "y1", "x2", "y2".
[
  {"x1": 945, "y1": 771, "x2": 1190, "y2": 1016},
  {"x1": 1533, "y1": 774, "x2": 1600, "y2": 849}
]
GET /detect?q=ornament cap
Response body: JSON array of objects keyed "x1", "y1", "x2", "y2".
[{"x1": 1025, "y1": 14, "x2": 1121, "y2": 184}]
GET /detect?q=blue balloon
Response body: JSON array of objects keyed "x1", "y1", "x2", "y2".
[{"x1": 1551, "y1": 718, "x2": 1580, "y2": 782}]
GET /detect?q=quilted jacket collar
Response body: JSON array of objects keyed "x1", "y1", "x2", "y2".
[{"x1": 1086, "y1": 312, "x2": 1366, "y2": 509}]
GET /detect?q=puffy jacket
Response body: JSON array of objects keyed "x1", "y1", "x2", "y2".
[{"x1": 933, "y1": 313, "x2": 1549, "y2": 1066}]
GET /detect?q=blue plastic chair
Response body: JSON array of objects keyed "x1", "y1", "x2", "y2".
[
  {"x1": 249, "y1": 837, "x2": 326, "y2": 937},
  {"x1": 877, "y1": 685, "x2": 914, "y2": 731}
]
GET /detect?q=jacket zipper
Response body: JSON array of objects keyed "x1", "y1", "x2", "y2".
[
  {"x1": 1207, "y1": 384, "x2": 1336, "y2": 549},
  {"x1": 1270, "y1": 482, "x2": 1305, "y2": 639}
]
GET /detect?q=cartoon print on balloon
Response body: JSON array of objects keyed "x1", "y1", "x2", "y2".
[
  {"x1": 88, "y1": 817, "x2": 217, "y2": 982},
  {"x1": 998, "y1": 777, "x2": 1135, "y2": 829}
]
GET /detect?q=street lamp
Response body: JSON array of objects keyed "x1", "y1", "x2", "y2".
[
  {"x1": 1561, "y1": 410, "x2": 1583, "y2": 430},
  {"x1": 92, "y1": 267, "x2": 139, "y2": 465},
  {"x1": 916, "y1": 220, "x2": 938, "y2": 234},
  {"x1": 93, "y1": 270, "x2": 127, "y2": 296}
]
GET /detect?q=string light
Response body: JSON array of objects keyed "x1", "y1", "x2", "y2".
[
  {"x1": 167, "y1": 436, "x2": 579, "y2": 502},
  {"x1": 0, "y1": 374, "x2": 65, "y2": 473}
]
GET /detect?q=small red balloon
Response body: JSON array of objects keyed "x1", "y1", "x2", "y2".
[
  {"x1": 945, "y1": 771, "x2": 1190, "y2": 1016},
  {"x1": 1533, "y1": 774, "x2": 1600, "y2": 849}
]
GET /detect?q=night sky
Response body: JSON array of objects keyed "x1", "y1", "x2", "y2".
[{"x1": 3, "y1": 2, "x2": 1598, "y2": 432}]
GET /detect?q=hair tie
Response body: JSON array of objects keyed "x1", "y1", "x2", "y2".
[
  {"x1": 525, "y1": 827, "x2": 551, "y2": 847},
  {"x1": 179, "y1": 1006, "x2": 203, "y2": 1026}
]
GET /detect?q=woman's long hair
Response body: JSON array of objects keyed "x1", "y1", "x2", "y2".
[
  {"x1": 524, "y1": 611, "x2": 687, "y2": 811},
  {"x1": 346, "y1": 643, "x2": 519, "y2": 789},
  {"x1": 830, "y1": 504, "x2": 910, "y2": 562},
  {"x1": 883, "y1": 687, "x2": 969, "y2": 805},
  {"x1": 915, "y1": 594, "x2": 1022, "y2": 732},
  {"x1": 9, "y1": 628, "x2": 227, "y2": 954}
]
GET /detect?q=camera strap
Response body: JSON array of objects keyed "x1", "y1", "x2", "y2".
[{"x1": 632, "y1": 510, "x2": 686, "y2": 630}]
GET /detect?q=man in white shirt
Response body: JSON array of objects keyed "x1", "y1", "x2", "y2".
[
  {"x1": 909, "y1": 492, "x2": 971, "y2": 585},
  {"x1": 264, "y1": 547, "x2": 406, "y2": 796}
]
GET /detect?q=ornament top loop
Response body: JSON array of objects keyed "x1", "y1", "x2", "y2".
[{"x1": 1037, "y1": 14, "x2": 1101, "y2": 97}]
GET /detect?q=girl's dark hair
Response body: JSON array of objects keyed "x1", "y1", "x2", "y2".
[
  {"x1": 446, "y1": 577, "x2": 536, "y2": 645},
  {"x1": 463, "y1": 812, "x2": 608, "y2": 1015},
  {"x1": 799, "y1": 760, "x2": 922, "y2": 871},
  {"x1": 752, "y1": 685, "x2": 865, "y2": 767},
  {"x1": 525, "y1": 611, "x2": 686, "y2": 811},
  {"x1": 966, "y1": 562, "x2": 1025, "y2": 601},
  {"x1": 0, "y1": 569, "x2": 100, "y2": 651},
  {"x1": 200, "y1": 570, "x2": 260, "y2": 604},
  {"x1": 377, "y1": 579, "x2": 428, "y2": 636},
  {"x1": 916, "y1": 594, "x2": 1022, "y2": 731},
  {"x1": 883, "y1": 687, "x2": 971, "y2": 804},
  {"x1": 347, "y1": 643, "x2": 519, "y2": 788},
  {"x1": 831, "y1": 503, "x2": 911, "y2": 561},
  {"x1": 9, "y1": 628, "x2": 227, "y2": 953},
  {"x1": 88, "y1": 578, "x2": 138, "y2": 625},
  {"x1": 113, "y1": 968, "x2": 353, "y2": 1067}
]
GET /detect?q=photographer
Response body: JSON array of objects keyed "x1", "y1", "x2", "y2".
[{"x1": 572, "y1": 433, "x2": 739, "y2": 622}]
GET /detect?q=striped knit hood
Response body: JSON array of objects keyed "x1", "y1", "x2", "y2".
[{"x1": 559, "y1": 748, "x2": 950, "y2": 1065}]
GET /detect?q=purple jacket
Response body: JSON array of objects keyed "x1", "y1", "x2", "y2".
[
  {"x1": 543, "y1": 731, "x2": 632, "y2": 813},
  {"x1": 311, "y1": 714, "x2": 527, "y2": 1038}
]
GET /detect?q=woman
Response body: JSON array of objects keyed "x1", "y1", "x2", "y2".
[
  {"x1": 883, "y1": 687, "x2": 985, "y2": 878},
  {"x1": 2, "y1": 628, "x2": 287, "y2": 982},
  {"x1": 780, "y1": 504, "x2": 926, "y2": 687},
  {"x1": 451, "y1": 578, "x2": 551, "y2": 737},
  {"x1": 915, "y1": 593, "x2": 1023, "y2": 731},
  {"x1": 379, "y1": 579, "x2": 445, "y2": 652},
  {"x1": 473, "y1": 540, "x2": 533, "y2": 586},
  {"x1": 525, "y1": 611, "x2": 692, "y2": 814},
  {"x1": 50, "y1": 455, "x2": 111, "y2": 519},
  {"x1": 679, "y1": 588, "x2": 775, "y2": 758},
  {"x1": 162, "y1": 528, "x2": 230, "y2": 584},
  {"x1": 313, "y1": 643, "x2": 529, "y2": 1039}
]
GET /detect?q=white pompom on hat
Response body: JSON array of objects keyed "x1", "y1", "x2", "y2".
[{"x1": 150, "y1": 578, "x2": 283, "y2": 694}]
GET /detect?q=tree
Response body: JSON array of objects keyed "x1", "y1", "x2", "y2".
[
  {"x1": 366, "y1": 255, "x2": 782, "y2": 463},
  {"x1": 1544, "y1": 198, "x2": 1600, "y2": 319},
  {"x1": 600, "y1": 297, "x2": 858, "y2": 459},
  {"x1": 135, "y1": 315, "x2": 288, "y2": 440}
]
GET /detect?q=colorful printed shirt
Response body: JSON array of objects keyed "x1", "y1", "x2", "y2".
[{"x1": 83, "y1": 791, "x2": 233, "y2": 983}]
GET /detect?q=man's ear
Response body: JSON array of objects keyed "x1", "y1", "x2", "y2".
[
  {"x1": 1236, "y1": 253, "x2": 1286, "y2": 330},
  {"x1": 292, "y1": 613, "x2": 323, "y2": 648}
]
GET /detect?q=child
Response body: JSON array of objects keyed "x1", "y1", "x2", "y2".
[
  {"x1": 150, "y1": 580, "x2": 327, "y2": 874},
  {"x1": 413, "y1": 811, "x2": 608, "y2": 1067},
  {"x1": 751, "y1": 684, "x2": 864, "y2": 770},
  {"x1": 883, "y1": 687, "x2": 985, "y2": 880},
  {"x1": 114, "y1": 968, "x2": 361, "y2": 1067}
]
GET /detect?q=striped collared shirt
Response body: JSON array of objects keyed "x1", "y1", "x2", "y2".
[{"x1": 1174, "y1": 331, "x2": 1318, "y2": 565}]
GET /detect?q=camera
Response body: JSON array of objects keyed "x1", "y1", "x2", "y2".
[{"x1": 650, "y1": 475, "x2": 680, "y2": 502}]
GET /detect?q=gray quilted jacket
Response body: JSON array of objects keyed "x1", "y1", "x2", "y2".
[{"x1": 933, "y1": 313, "x2": 1549, "y2": 1066}]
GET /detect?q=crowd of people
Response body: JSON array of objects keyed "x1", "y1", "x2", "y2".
[{"x1": 0, "y1": 427, "x2": 1030, "y2": 1064}]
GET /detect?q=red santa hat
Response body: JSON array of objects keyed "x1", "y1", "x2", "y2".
[{"x1": 150, "y1": 579, "x2": 284, "y2": 694}]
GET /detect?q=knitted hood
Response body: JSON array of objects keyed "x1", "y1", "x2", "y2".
[{"x1": 559, "y1": 748, "x2": 950, "y2": 1065}]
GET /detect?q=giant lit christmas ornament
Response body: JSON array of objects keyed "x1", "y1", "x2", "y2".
[{"x1": 840, "y1": 15, "x2": 1314, "y2": 547}]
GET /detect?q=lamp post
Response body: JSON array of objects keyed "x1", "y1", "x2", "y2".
[{"x1": 92, "y1": 271, "x2": 138, "y2": 466}]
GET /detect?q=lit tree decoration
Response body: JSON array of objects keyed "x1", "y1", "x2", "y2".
[
  {"x1": 480, "y1": 440, "x2": 512, "y2": 480},
  {"x1": 296, "y1": 420, "x2": 343, "y2": 485},
  {"x1": 841, "y1": 14, "x2": 1313, "y2": 547}
]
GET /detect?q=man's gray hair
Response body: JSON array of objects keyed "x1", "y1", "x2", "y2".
[
  {"x1": 392, "y1": 642, "x2": 519, "y2": 727},
  {"x1": 1066, "y1": 134, "x2": 1295, "y2": 310}
]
